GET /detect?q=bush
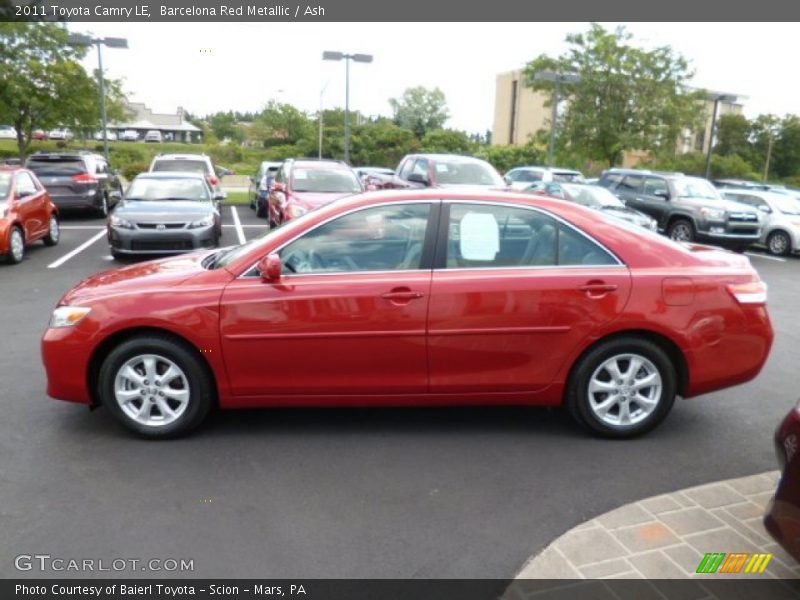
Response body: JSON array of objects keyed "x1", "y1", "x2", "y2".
[
  {"x1": 475, "y1": 144, "x2": 546, "y2": 174},
  {"x1": 122, "y1": 162, "x2": 149, "y2": 180}
]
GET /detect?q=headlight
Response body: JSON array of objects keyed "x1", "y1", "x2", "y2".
[
  {"x1": 699, "y1": 207, "x2": 725, "y2": 220},
  {"x1": 189, "y1": 215, "x2": 215, "y2": 229},
  {"x1": 49, "y1": 306, "x2": 91, "y2": 328},
  {"x1": 109, "y1": 215, "x2": 134, "y2": 229},
  {"x1": 286, "y1": 205, "x2": 308, "y2": 219}
]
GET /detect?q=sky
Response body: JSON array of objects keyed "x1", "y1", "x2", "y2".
[{"x1": 67, "y1": 22, "x2": 800, "y2": 133}]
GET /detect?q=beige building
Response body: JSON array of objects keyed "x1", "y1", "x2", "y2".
[
  {"x1": 492, "y1": 69, "x2": 744, "y2": 159},
  {"x1": 112, "y1": 100, "x2": 203, "y2": 143}
]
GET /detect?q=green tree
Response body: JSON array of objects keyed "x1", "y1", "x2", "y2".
[
  {"x1": 773, "y1": 115, "x2": 800, "y2": 179},
  {"x1": 208, "y1": 111, "x2": 245, "y2": 144},
  {"x1": 420, "y1": 129, "x2": 477, "y2": 154},
  {"x1": 524, "y1": 24, "x2": 704, "y2": 166},
  {"x1": 0, "y1": 23, "x2": 128, "y2": 158},
  {"x1": 252, "y1": 101, "x2": 313, "y2": 147},
  {"x1": 388, "y1": 86, "x2": 449, "y2": 138},
  {"x1": 715, "y1": 113, "x2": 752, "y2": 159}
]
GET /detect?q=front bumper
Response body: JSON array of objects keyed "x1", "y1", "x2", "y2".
[
  {"x1": 108, "y1": 224, "x2": 218, "y2": 255},
  {"x1": 42, "y1": 325, "x2": 94, "y2": 404}
]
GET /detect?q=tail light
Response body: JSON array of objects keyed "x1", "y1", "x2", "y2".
[
  {"x1": 71, "y1": 173, "x2": 97, "y2": 184},
  {"x1": 727, "y1": 281, "x2": 768, "y2": 305}
]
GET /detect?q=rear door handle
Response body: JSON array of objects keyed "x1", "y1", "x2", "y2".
[{"x1": 579, "y1": 282, "x2": 618, "y2": 297}]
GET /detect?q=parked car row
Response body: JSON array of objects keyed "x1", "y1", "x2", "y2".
[{"x1": 0, "y1": 125, "x2": 176, "y2": 143}]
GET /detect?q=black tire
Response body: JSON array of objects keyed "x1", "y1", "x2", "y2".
[
  {"x1": 767, "y1": 230, "x2": 791, "y2": 257},
  {"x1": 95, "y1": 194, "x2": 109, "y2": 218},
  {"x1": 6, "y1": 226, "x2": 24, "y2": 264},
  {"x1": 98, "y1": 335, "x2": 215, "y2": 439},
  {"x1": 566, "y1": 337, "x2": 677, "y2": 439},
  {"x1": 667, "y1": 218, "x2": 695, "y2": 243},
  {"x1": 256, "y1": 201, "x2": 266, "y2": 219},
  {"x1": 43, "y1": 214, "x2": 60, "y2": 246}
]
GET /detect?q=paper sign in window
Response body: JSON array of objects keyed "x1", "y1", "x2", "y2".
[{"x1": 459, "y1": 212, "x2": 499, "y2": 261}]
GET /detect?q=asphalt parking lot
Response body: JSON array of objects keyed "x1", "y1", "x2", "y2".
[{"x1": 1, "y1": 206, "x2": 798, "y2": 579}]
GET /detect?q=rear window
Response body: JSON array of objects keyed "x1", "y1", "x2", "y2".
[
  {"x1": 26, "y1": 157, "x2": 86, "y2": 176},
  {"x1": 152, "y1": 160, "x2": 209, "y2": 174}
]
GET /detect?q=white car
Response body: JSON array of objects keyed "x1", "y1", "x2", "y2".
[
  {"x1": 120, "y1": 130, "x2": 140, "y2": 142},
  {"x1": 149, "y1": 153, "x2": 220, "y2": 192},
  {"x1": 94, "y1": 130, "x2": 118, "y2": 141},
  {"x1": 504, "y1": 166, "x2": 585, "y2": 190},
  {"x1": 722, "y1": 189, "x2": 800, "y2": 256},
  {"x1": 0, "y1": 125, "x2": 17, "y2": 140},
  {"x1": 144, "y1": 130, "x2": 163, "y2": 143},
  {"x1": 48, "y1": 128, "x2": 74, "y2": 141}
]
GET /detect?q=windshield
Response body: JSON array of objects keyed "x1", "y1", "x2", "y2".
[
  {"x1": 562, "y1": 184, "x2": 625, "y2": 208},
  {"x1": 152, "y1": 160, "x2": 208, "y2": 174},
  {"x1": 434, "y1": 160, "x2": 504, "y2": 186},
  {"x1": 0, "y1": 173, "x2": 10, "y2": 199},
  {"x1": 126, "y1": 178, "x2": 209, "y2": 201},
  {"x1": 672, "y1": 177, "x2": 721, "y2": 200},
  {"x1": 292, "y1": 168, "x2": 362, "y2": 193},
  {"x1": 26, "y1": 158, "x2": 86, "y2": 176}
]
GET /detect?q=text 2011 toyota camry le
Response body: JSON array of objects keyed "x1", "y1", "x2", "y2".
[{"x1": 42, "y1": 189, "x2": 774, "y2": 439}]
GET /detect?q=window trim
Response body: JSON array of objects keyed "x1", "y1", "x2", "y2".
[
  {"x1": 433, "y1": 199, "x2": 625, "y2": 271},
  {"x1": 238, "y1": 200, "x2": 442, "y2": 279}
]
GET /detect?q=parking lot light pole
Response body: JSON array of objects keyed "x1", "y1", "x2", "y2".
[
  {"x1": 532, "y1": 70, "x2": 581, "y2": 166},
  {"x1": 67, "y1": 34, "x2": 128, "y2": 162},
  {"x1": 704, "y1": 93, "x2": 737, "y2": 180},
  {"x1": 322, "y1": 51, "x2": 373, "y2": 164}
]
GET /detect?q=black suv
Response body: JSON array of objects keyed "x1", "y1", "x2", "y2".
[
  {"x1": 25, "y1": 152, "x2": 123, "y2": 216},
  {"x1": 598, "y1": 169, "x2": 761, "y2": 249}
]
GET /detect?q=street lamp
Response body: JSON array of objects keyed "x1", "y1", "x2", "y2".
[
  {"x1": 704, "y1": 92, "x2": 737, "y2": 179},
  {"x1": 322, "y1": 51, "x2": 373, "y2": 164},
  {"x1": 532, "y1": 70, "x2": 581, "y2": 166},
  {"x1": 318, "y1": 81, "x2": 329, "y2": 159},
  {"x1": 67, "y1": 33, "x2": 129, "y2": 161}
]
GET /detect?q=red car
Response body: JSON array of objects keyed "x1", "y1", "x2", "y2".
[
  {"x1": 765, "y1": 402, "x2": 800, "y2": 563},
  {"x1": 41, "y1": 189, "x2": 773, "y2": 439},
  {"x1": 267, "y1": 159, "x2": 363, "y2": 228},
  {"x1": 0, "y1": 166, "x2": 60, "y2": 264}
]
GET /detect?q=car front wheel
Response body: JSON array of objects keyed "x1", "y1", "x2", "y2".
[
  {"x1": 767, "y1": 230, "x2": 791, "y2": 256},
  {"x1": 567, "y1": 337, "x2": 677, "y2": 438},
  {"x1": 7, "y1": 226, "x2": 24, "y2": 264},
  {"x1": 668, "y1": 219, "x2": 695, "y2": 243},
  {"x1": 98, "y1": 335, "x2": 215, "y2": 439}
]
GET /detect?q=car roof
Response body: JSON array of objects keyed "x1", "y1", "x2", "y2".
[
  {"x1": 290, "y1": 159, "x2": 354, "y2": 170},
  {"x1": 406, "y1": 154, "x2": 490, "y2": 164},
  {"x1": 153, "y1": 154, "x2": 209, "y2": 160},
  {"x1": 135, "y1": 172, "x2": 207, "y2": 180}
]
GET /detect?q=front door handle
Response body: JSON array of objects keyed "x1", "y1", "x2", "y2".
[{"x1": 381, "y1": 288, "x2": 424, "y2": 303}]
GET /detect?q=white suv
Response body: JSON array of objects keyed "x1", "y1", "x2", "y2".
[{"x1": 149, "y1": 153, "x2": 220, "y2": 191}]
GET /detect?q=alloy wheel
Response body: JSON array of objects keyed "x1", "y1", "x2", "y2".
[
  {"x1": 587, "y1": 353, "x2": 663, "y2": 428},
  {"x1": 113, "y1": 354, "x2": 190, "y2": 428}
]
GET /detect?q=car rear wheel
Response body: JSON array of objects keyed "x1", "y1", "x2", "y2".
[
  {"x1": 767, "y1": 230, "x2": 791, "y2": 256},
  {"x1": 98, "y1": 335, "x2": 214, "y2": 439},
  {"x1": 43, "y1": 215, "x2": 60, "y2": 246},
  {"x1": 668, "y1": 219, "x2": 695, "y2": 243},
  {"x1": 7, "y1": 226, "x2": 24, "y2": 264},
  {"x1": 567, "y1": 337, "x2": 677, "y2": 439},
  {"x1": 96, "y1": 194, "x2": 109, "y2": 218}
]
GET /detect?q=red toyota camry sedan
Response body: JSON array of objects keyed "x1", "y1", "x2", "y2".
[
  {"x1": 42, "y1": 189, "x2": 774, "y2": 439},
  {"x1": 1, "y1": 166, "x2": 60, "y2": 264}
]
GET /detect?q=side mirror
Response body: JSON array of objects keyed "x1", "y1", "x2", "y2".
[
  {"x1": 258, "y1": 253, "x2": 282, "y2": 282},
  {"x1": 503, "y1": 176, "x2": 512, "y2": 186},
  {"x1": 271, "y1": 182, "x2": 286, "y2": 193},
  {"x1": 758, "y1": 205, "x2": 772, "y2": 214},
  {"x1": 407, "y1": 173, "x2": 429, "y2": 186},
  {"x1": 654, "y1": 191, "x2": 670, "y2": 200},
  {"x1": 213, "y1": 191, "x2": 227, "y2": 201},
  {"x1": 366, "y1": 183, "x2": 377, "y2": 192}
]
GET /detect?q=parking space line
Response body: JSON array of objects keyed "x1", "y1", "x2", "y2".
[
  {"x1": 47, "y1": 230, "x2": 107, "y2": 269},
  {"x1": 230, "y1": 206, "x2": 246, "y2": 244},
  {"x1": 746, "y1": 252, "x2": 786, "y2": 263}
]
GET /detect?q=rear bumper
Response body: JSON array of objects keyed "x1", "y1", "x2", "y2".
[{"x1": 50, "y1": 192, "x2": 100, "y2": 210}]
